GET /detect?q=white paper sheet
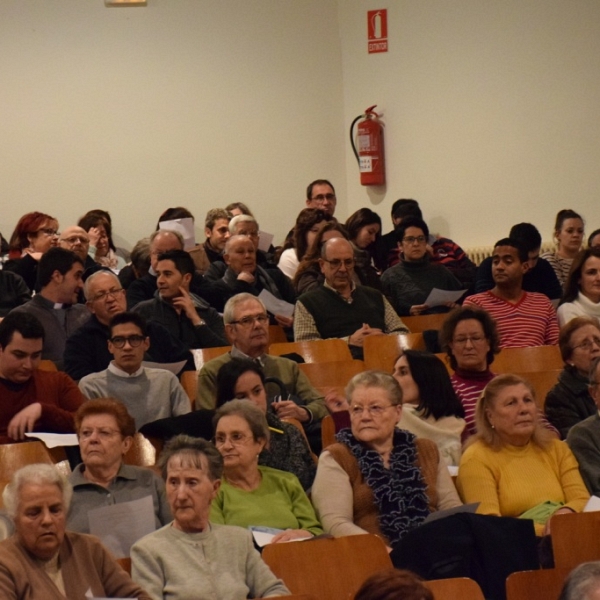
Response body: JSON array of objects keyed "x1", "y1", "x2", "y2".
[
  {"x1": 258, "y1": 289, "x2": 295, "y2": 318},
  {"x1": 258, "y1": 230, "x2": 274, "y2": 253},
  {"x1": 584, "y1": 495, "x2": 600, "y2": 512},
  {"x1": 89, "y1": 495, "x2": 156, "y2": 558},
  {"x1": 159, "y1": 218, "x2": 196, "y2": 250},
  {"x1": 423, "y1": 288, "x2": 467, "y2": 308},
  {"x1": 24, "y1": 432, "x2": 78, "y2": 448},
  {"x1": 142, "y1": 360, "x2": 187, "y2": 375}
]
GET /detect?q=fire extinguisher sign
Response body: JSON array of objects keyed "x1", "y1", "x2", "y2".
[{"x1": 368, "y1": 9, "x2": 388, "y2": 54}]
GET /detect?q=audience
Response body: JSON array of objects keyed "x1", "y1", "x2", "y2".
[
  {"x1": 118, "y1": 237, "x2": 151, "y2": 290},
  {"x1": 78, "y1": 210, "x2": 126, "y2": 271},
  {"x1": 305, "y1": 178, "x2": 337, "y2": 217},
  {"x1": 559, "y1": 561, "x2": 600, "y2": 600},
  {"x1": 0, "y1": 270, "x2": 30, "y2": 318},
  {"x1": 78, "y1": 312, "x2": 190, "y2": 429},
  {"x1": 345, "y1": 208, "x2": 382, "y2": 290},
  {"x1": 202, "y1": 207, "x2": 231, "y2": 265},
  {"x1": 354, "y1": 569, "x2": 433, "y2": 600},
  {"x1": 58, "y1": 226, "x2": 95, "y2": 270},
  {"x1": 589, "y1": 229, "x2": 600, "y2": 249}
]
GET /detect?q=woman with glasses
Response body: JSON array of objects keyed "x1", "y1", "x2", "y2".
[
  {"x1": 545, "y1": 317, "x2": 600, "y2": 439},
  {"x1": 67, "y1": 399, "x2": 172, "y2": 546},
  {"x1": 381, "y1": 216, "x2": 463, "y2": 316},
  {"x1": 210, "y1": 400, "x2": 322, "y2": 542},
  {"x1": 557, "y1": 247, "x2": 600, "y2": 327},
  {"x1": 4, "y1": 211, "x2": 59, "y2": 291},
  {"x1": 311, "y1": 370, "x2": 460, "y2": 547}
]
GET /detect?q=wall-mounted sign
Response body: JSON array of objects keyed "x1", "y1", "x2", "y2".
[{"x1": 368, "y1": 9, "x2": 388, "y2": 54}]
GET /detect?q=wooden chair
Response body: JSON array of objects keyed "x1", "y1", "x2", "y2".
[
  {"x1": 116, "y1": 557, "x2": 132, "y2": 575},
  {"x1": 551, "y1": 511, "x2": 600, "y2": 571},
  {"x1": 298, "y1": 360, "x2": 364, "y2": 391},
  {"x1": 492, "y1": 346, "x2": 563, "y2": 373},
  {"x1": 123, "y1": 433, "x2": 162, "y2": 469},
  {"x1": 424, "y1": 577, "x2": 485, "y2": 599},
  {"x1": 363, "y1": 333, "x2": 425, "y2": 372},
  {"x1": 38, "y1": 359, "x2": 58, "y2": 372},
  {"x1": 262, "y1": 534, "x2": 392, "y2": 600},
  {"x1": 320, "y1": 414, "x2": 336, "y2": 449},
  {"x1": 512, "y1": 370, "x2": 561, "y2": 410},
  {"x1": 269, "y1": 324, "x2": 288, "y2": 343},
  {"x1": 280, "y1": 417, "x2": 318, "y2": 464},
  {"x1": 0, "y1": 441, "x2": 56, "y2": 482},
  {"x1": 401, "y1": 313, "x2": 448, "y2": 333},
  {"x1": 268, "y1": 340, "x2": 352, "y2": 363},
  {"x1": 191, "y1": 346, "x2": 230, "y2": 371},
  {"x1": 179, "y1": 370, "x2": 198, "y2": 409},
  {"x1": 505, "y1": 567, "x2": 571, "y2": 600}
]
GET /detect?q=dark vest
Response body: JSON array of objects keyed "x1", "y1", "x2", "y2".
[{"x1": 299, "y1": 285, "x2": 386, "y2": 338}]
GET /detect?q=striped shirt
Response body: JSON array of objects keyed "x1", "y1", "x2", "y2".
[{"x1": 463, "y1": 291, "x2": 559, "y2": 348}]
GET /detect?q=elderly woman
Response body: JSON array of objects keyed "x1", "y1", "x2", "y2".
[
  {"x1": 216, "y1": 358, "x2": 316, "y2": 490},
  {"x1": 311, "y1": 371, "x2": 461, "y2": 548},
  {"x1": 210, "y1": 400, "x2": 322, "y2": 542},
  {"x1": 392, "y1": 350, "x2": 466, "y2": 466},
  {"x1": 0, "y1": 464, "x2": 150, "y2": 599},
  {"x1": 131, "y1": 435, "x2": 289, "y2": 599},
  {"x1": 557, "y1": 248, "x2": 600, "y2": 327},
  {"x1": 545, "y1": 317, "x2": 600, "y2": 439},
  {"x1": 67, "y1": 399, "x2": 171, "y2": 540},
  {"x1": 457, "y1": 374, "x2": 589, "y2": 536}
]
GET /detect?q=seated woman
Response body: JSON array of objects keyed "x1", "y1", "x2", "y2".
[
  {"x1": 457, "y1": 374, "x2": 589, "y2": 536},
  {"x1": 68, "y1": 399, "x2": 172, "y2": 540},
  {"x1": 311, "y1": 371, "x2": 461, "y2": 548},
  {"x1": 589, "y1": 228, "x2": 600, "y2": 249},
  {"x1": 0, "y1": 464, "x2": 149, "y2": 599},
  {"x1": 558, "y1": 248, "x2": 600, "y2": 326},
  {"x1": 345, "y1": 208, "x2": 382, "y2": 290},
  {"x1": 78, "y1": 210, "x2": 126, "y2": 271},
  {"x1": 392, "y1": 350, "x2": 466, "y2": 466},
  {"x1": 210, "y1": 400, "x2": 322, "y2": 542},
  {"x1": 3, "y1": 211, "x2": 59, "y2": 291},
  {"x1": 216, "y1": 358, "x2": 316, "y2": 490},
  {"x1": 277, "y1": 208, "x2": 332, "y2": 279},
  {"x1": 541, "y1": 209, "x2": 585, "y2": 289},
  {"x1": 381, "y1": 216, "x2": 463, "y2": 316},
  {"x1": 131, "y1": 435, "x2": 289, "y2": 598},
  {"x1": 293, "y1": 222, "x2": 353, "y2": 295},
  {"x1": 545, "y1": 317, "x2": 600, "y2": 438}
]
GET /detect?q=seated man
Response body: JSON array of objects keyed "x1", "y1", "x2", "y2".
[
  {"x1": 474, "y1": 223, "x2": 562, "y2": 301},
  {"x1": 201, "y1": 208, "x2": 230, "y2": 264},
  {"x1": 64, "y1": 270, "x2": 195, "y2": 381},
  {"x1": 464, "y1": 238, "x2": 559, "y2": 348},
  {"x1": 0, "y1": 312, "x2": 84, "y2": 443},
  {"x1": 207, "y1": 235, "x2": 296, "y2": 328},
  {"x1": 58, "y1": 226, "x2": 96, "y2": 271},
  {"x1": 196, "y1": 293, "x2": 327, "y2": 428},
  {"x1": 133, "y1": 250, "x2": 227, "y2": 349},
  {"x1": 78, "y1": 312, "x2": 190, "y2": 429},
  {"x1": 0, "y1": 270, "x2": 30, "y2": 318},
  {"x1": 567, "y1": 356, "x2": 600, "y2": 496},
  {"x1": 294, "y1": 238, "x2": 409, "y2": 359},
  {"x1": 10, "y1": 247, "x2": 90, "y2": 367}
]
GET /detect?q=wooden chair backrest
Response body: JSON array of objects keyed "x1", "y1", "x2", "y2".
[
  {"x1": 0, "y1": 441, "x2": 55, "y2": 482},
  {"x1": 401, "y1": 313, "x2": 448, "y2": 333},
  {"x1": 505, "y1": 567, "x2": 571, "y2": 600},
  {"x1": 268, "y1": 340, "x2": 352, "y2": 363},
  {"x1": 116, "y1": 557, "x2": 132, "y2": 575},
  {"x1": 191, "y1": 346, "x2": 230, "y2": 371},
  {"x1": 298, "y1": 360, "x2": 364, "y2": 390},
  {"x1": 551, "y1": 511, "x2": 600, "y2": 571},
  {"x1": 321, "y1": 414, "x2": 336, "y2": 450},
  {"x1": 269, "y1": 325, "x2": 288, "y2": 344},
  {"x1": 262, "y1": 534, "x2": 392, "y2": 600},
  {"x1": 363, "y1": 333, "x2": 425, "y2": 371},
  {"x1": 492, "y1": 345, "x2": 563, "y2": 373},
  {"x1": 38, "y1": 360, "x2": 58, "y2": 372},
  {"x1": 512, "y1": 370, "x2": 561, "y2": 410},
  {"x1": 424, "y1": 577, "x2": 485, "y2": 599},
  {"x1": 179, "y1": 370, "x2": 197, "y2": 409},
  {"x1": 123, "y1": 433, "x2": 162, "y2": 468}
]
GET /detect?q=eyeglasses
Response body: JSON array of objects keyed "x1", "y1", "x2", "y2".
[
  {"x1": 452, "y1": 335, "x2": 487, "y2": 346},
  {"x1": 109, "y1": 335, "x2": 146, "y2": 348},
  {"x1": 349, "y1": 404, "x2": 395, "y2": 418},
  {"x1": 90, "y1": 288, "x2": 125, "y2": 303},
  {"x1": 79, "y1": 428, "x2": 121, "y2": 441},
  {"x1": 322, "y1": 258, "x2": 354, "y2": 270},
  {"x1": 403, "y1": 235, "x2": 427, "y2": 245},
  {"x1": 37, "y1": 228, "x2": 59, "y2": 237},
  {"x1": 213, "y1": 432, "x2": 252, "y2": 446},
  {"x1": 573, "y1": 337, "x2": 600, "y2": 352},
  {"x1": 311, "y1": 193, "x2": 336, "y2": 202},
  {"x1": 61, "y1": 235, "x2": 89, "y2": 245},
  {"x1": 229, "y1": 314, "x2": 269, "y2": 328}
]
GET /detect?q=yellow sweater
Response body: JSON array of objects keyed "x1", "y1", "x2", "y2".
[{"x1": 457, "y1": 438, "x2": 589, "y2": 536}]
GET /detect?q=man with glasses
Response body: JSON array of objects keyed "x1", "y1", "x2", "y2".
[
  {"x1": 58, "y1": 226, "x2": 95, "y2": 269},
  {"x1": 64, "y1": 270, "x2": 195, "y2": 380},
  {"x1": 78, "y1": 312, "x2": 190, "y2": 429},
  {"x1": 196, "y1": 293, "x2": 326, "y2": 427},
  {"x1": 305, "y1": 179, "x2": 337, "y2": 217},
  {"x1": 567, "y1": 356, "x2": 600, "y2": 495},
  {"x1": 295, "y1": 238, "x2": 408, "y2": 359}
]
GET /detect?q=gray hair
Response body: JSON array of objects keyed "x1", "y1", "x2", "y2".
[
  {"x1": 590, "y1": 356, "x2": 600, "y2": 386},
  {"x1": 559, "y1": 562, "x2": 600, "y2": 600},
  {"x1": 213, "y1": 399, "x2": 270, "y2": 445},
  {"x1": 84, "y1": 269, "x2": 121, "y2": 301},
  {"x1": 157, "y1": 435, "x2": 223, "y2": 482},
  {"x1": 229, "y1": 214, "x2": 259, "y2": 234},
  {"x1": 223, "y1": 293, "x2": 266, "y2": 325},
  {"x1": 149, "y1": 229, "x2": 184, "y2": 248},
  {"x1": 3, "y1": 464, "x2": 73, "y2": 518},
  {"x1": 345, "y1": 370, "x2": 403, "y2": 406},
  {"x1": 321, "y1": 236, "x2": 353, "y2": 260}
]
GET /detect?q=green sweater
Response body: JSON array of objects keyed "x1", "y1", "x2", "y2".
[{"x1": 210, "y1": 466, "x2": 323, "y2": 535}]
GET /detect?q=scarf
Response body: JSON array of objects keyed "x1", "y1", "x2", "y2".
[{"x1": 336, "y1": 428, "x2": 430, "y2": 545}]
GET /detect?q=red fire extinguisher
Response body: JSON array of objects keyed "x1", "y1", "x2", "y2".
[{"x1": 350, "y1": 105, "x2": 386, "y2": 186}]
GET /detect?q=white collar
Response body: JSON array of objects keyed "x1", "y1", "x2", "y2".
[{"x1": 108, "y1": 362, "x2": 144, "y2": 378}]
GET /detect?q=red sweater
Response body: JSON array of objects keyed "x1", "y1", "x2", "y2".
[{"x1": 0, "y1": 370, "x2": 84, "y2": 443}]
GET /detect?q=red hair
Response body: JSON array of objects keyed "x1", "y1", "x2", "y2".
[{"x1": 8, "y1": 212, "x2": 57, "y2": 258}]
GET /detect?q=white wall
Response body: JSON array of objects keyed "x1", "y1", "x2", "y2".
[
  {"x1": 0, "y1": 0, "x2": 345, "y2": 249},
  {"x1": 339, "y1": 0, "x2": 600, "y2": 244}
]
